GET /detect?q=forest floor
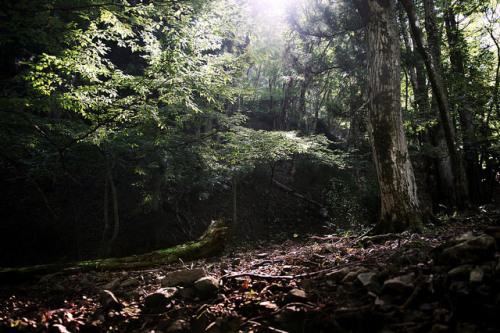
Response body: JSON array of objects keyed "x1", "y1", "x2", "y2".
[{"x1": 1, "y1": 209, "x2": 500, "y2": 333}]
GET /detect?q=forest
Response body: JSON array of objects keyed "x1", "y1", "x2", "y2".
[{"x1": 1, "y1": 0, "x2": 500, "y2": 332}]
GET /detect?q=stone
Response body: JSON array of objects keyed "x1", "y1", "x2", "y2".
[
  {"x1": 144, "y1": 287, "x2": 178, "y2": 313},
  {"x1": 100, "y1": 290, "x2": 122, "y2": 311},
  {"x1": 178, "y1": 287, "x2": 195, "y2": 299},
  {"x1": 469, "y1": 266, "x2": 484, "y2": 283},
  {"x1": 102, "y1": 278, "x2": 121, "y2": 290},
  {"x1": 123, "y1": 291, "x2": 140, "y2": 302},
  {"x1": 194, "y1": 276, "x2": 219, "y2": 296},
  {"x1": 286, "y1": 288, "x2": 308, "y2": 302},
  {"x1": 161, "y1": 268, "x2": 207, "y2": 287},
  {"x1": 121, "y1": 278, "x2": 140, "y2": 288},
  {"x1": 382, "y1": 273, "x2": 414, "y2": 295},
  {"x1": 298, "y1": 278, "x2": 313, "y2": 291},
  {"x1": 325, "y1": 267, "x2": 351, "y2": 282},
  {"x1": 448, "y1": 265, "x2": 473, "y2": 280},
  {"x1": 50, "y1": 283, "x2": 66, "y2": 292},
  {"x1": 440, "y1": 234, "x2": 497, "y2": 265},
  {"x1": 39, "y1": 273, "x2": 60, "y2": 284},
  {"x1": 342, "y1": 268, "x2": 369, "y2": 283},
  {"x1": 320, "y1": 244, "x2": 336, "y2": 254},
  {"x1": 357, "y1": 272, "x2": 380, "y2": 290}
]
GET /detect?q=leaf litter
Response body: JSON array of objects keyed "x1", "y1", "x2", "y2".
[{"x1": 1, "y1": 213, "x2": 500, "y2": 332}]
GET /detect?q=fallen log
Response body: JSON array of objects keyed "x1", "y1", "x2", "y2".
[{"x1": 0, "y1": 218, "x2": 229, "y2": 285}]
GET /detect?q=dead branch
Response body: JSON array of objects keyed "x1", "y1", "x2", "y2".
[
  {"x1": 221, "y1": 273, "x2": 294, "y2": 281},
  {"x1": 309, "y1": 236, "x2": 342, "y2": 240},
  {"x1": 272, "y1": 180, "x2": 325, "y2": 209}
]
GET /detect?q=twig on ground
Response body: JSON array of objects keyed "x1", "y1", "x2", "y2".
[
  {"x1": 397, "y1": 272, "x2": 423, "y2": 312},
  {"x1": 221, "y1": 273, "x2": 294, "y2": 281},
  {"x1": 247, "y1": 320, "x2": 290, "y2": 333}
]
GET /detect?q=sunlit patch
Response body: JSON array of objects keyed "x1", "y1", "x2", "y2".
[{"x1": 248, "y1": 0, "x2": 299, "y2": 24}]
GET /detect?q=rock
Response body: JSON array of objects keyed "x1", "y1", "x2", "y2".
[
  {"x1": 178, "y1": 286, "x2": 195, "y2": 299},
  {"x1": 123, "y1": 291, "x2": 140, "y2": 302},
  {"x1": 100, "y1": 290, "x2": 122, "y2": 311},
  {"x1": 382, "y1": 273, "x2": 414, "y2": 295},
  {"x1": 298, "y1": 278, "x2": 313, "y2": 291},
  {"x1": 448, "y1": 265, "x2": 474, "y2": 280},
  {"x1": 325, "y1": 267, "x2": 351, "y2": 282},
  {"x1": 194, "y1": 276, "x2": 219, "y2": 297},
  {"x1": 357, "y1": 272, "x2": 380, "y2": 290},
  {"x1": 342, "y1": 268, "x2": 369, "y2": 283},
  {"x1": 79, "y1": 276, "x2": 91, "y2": 285},
  {"x1": 440, "y1": 234, "x2": 497, "y2": 265},
  {"x1": 50, "y1": 283, "x2": 66, "y2": 292},
  {"x1": 161, "y1": 268, "x2": 207, "y2": 287},
  {"x1": 121, "y1": 278, "x2": 140, "y2": 288},
  {"x1": 286, "y1": 288, "x2": 308, "y2": 302},
  {"x1": 102, "y1": 278, "x2": 121, "y2": 290},
  {"x1": 469, "y1": 266, "x2": 484, "y2": 283},
  {"x1": 320, "y1": 244, "x2": 336, "y2": 254},
  {"x1": 39, "y1": 273, "x2": 60, "y2": 284},
  {"x1": 144, "y1": 287, "x2": 178, "y2": 313}
]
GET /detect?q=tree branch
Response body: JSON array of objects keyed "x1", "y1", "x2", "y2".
[{"x1": 3, "y1": 0, "x2": 189, "y2": 13}]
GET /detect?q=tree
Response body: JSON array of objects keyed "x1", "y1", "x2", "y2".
[
  {"x1": 0, "y1": 0, "x2": 253, "y2": 260},
  {"x1": 352, "y1": 0, "x2": 423, "y2": 232},
  {"x1": 400, "y1": 0, "x2": 470, "y2": 209}
]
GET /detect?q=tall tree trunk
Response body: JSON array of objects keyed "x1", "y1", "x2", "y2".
[
  {"x1": 280, "y1": 77, "x2": 294, "y2": 130},
  {"x1": 100, "y1": 174, "x2": 110, "y2": 257},
  {"x1": 297, "y1": 72, "x2": 312, "y2": 131},
  {"x1": 59, "y1": 149, "x2": 81, "y2": 258},
  {"x1": 353, "y1": 0, "x2": 423, "y2": 233},
  {"x1": 231, "y1": 175, "x2": 238, "y2": 236},
  {"x1": 269, "y1": 78, "x2": 276, "y2": 130},
  {"x1": 444, "y1": 3, "x2": 484, "y2": 203},
  {"x1": 400, "y1": 0, "x2": 470, "y2": 209},
  {"x1": 399, "y1": 0, "x2": 454, "y2": 209},
  {"x1": 421, "y1": 0, "x2": 455, "y2": 209},
  {"x1": 101, "y1": 154, "x2": 120, "y2": 257},
  {"x1": 151, "y1": 166, "x2": 164, "y2": 212}
]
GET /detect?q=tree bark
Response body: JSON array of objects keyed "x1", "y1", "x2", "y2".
[
  {"x1": 151, "y1": 166, "x2": 164, "y2": 212},
  {"x1": 399, "y1": 0, "x2": 454, "y2": 209},
  {"x1": 352, "y1": 0, "x2": 423, "y2": 233},
  {"x1": 280, "y1": 77, "x2": 294, "y2": 130},
  {"x1": 102, "y1": 155, "x2": 120, "y2": 257},
  {"x1": 298, "y1": 71, "x2": 312, "y2": 131},
  {"x1": 421, "y1": 0, "x2": 455, "y2": 209},
  {"x1": 231, "y1": 175, "x2": 238, "y2": 236},
  {"x1": 444, "y1": 3, "x2": 484, "y2": 203},
  {"x1": 400, "y1": 0, "x2": 470, "y2": 209}
]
